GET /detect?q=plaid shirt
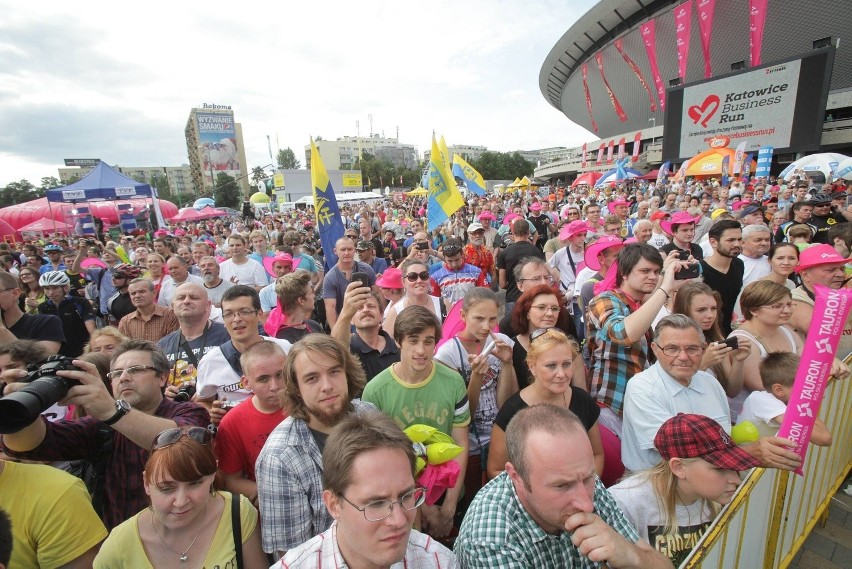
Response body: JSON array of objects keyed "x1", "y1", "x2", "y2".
[
  {"x1": 2, "y1": 398, "x2": 209, "y2": 530},
  {"x1": 586, "y1": 290, "x2": 652, "y2": 416},
  {"x1": 278, "y1": 522, "x2": 457, "y2": 568},
  {"x1": 256, "y1": 400, "x2": 375, "y2": 556},
  {"x1": 117, "y1": 305, "x2": 180, "y2": 343},
  {"x1": 454, "y1": 473, "x2": 639, "y2": 568}
]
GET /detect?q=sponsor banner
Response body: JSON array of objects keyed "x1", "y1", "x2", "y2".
[
  {"x1": 273, "y1": 173, "x2": 285, "y2": 188},
  {"x1": 776, "y1": 285, "x2": 852, "y2": 475},
  {"x1": 595, "y1": 52, "x2": 628, "y2": 122},
  {"x1": 606, "y1": 140, "x2": 614, "y2": 164},
  {"x1": 640, "y1": 19, "x2": 666, "y2": 111},
  {"x1": 342, "y1": 173, "x2": 362, "y2": 188},
  {"x1": 749, "y1": 0, "x2": 769, "y2": 66},
  {"x1": 696, "y1": 0, "x2": 717, "y2": 78},
  {"x1": 674, "y1": 0, "x2": 693, "y2": 80},
  {"x1": 114, "y1": 187, "x2": 137, "y2": 197},
  {"x1": 63, "y1": 159, "x2": 101, "y2": 167},
  {"x1": 657, "y1": 161, "x2": 671, "y2": 185},
  {"x1": 615, "y1": 38, "x2": 657, "y2": 112},
  {"x1": 582, "y1": 64, "x2": 599, "y2": 133},
  {"x1": 743, "y1": 154, "x2": 753, "y2": 178},
  {"x1": 596, "y1": 143, "x2": 605, "y2": 165},
  {"x1": 733, "y1": 141, "x2": 748, "y2": 174},
  {"x1": 678, "y1": 60, "x2": 801, "y2": 158},
  {"x1": 617, "y1": 138, "x2": 626, "y2": 160},
  {"x1": 632, "y1": 132, "x2": 642, "y2": 162},
  {"x1": 755, "y1": 146, "x2": 774, "y2": 178},
  {"x1": 197, "y1": 111, "x2": 240, "y2": 187},
  {"x1": 62, "y1": 190, "x2": 86, "y2": 201},
  {"x1": 581, "y1": 143, "x2": 588, "y2": 169},
  {"x1": 721, "y1": 155, "x2": 731, "y2": 186}
]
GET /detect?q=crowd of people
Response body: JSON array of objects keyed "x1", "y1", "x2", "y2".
[{"x1": 0, "y1": 171, "x2": 849, "y2": 568}]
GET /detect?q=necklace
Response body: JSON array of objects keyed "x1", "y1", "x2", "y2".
[{"x1": 151, "y1": 499, "x2": 209, "y2": 563}]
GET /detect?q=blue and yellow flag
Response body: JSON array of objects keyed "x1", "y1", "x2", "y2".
[
  {"x1": 310, "y1": 139, "x2": 346, "y2": 270},
  {"x1": 427, "y1": 135, "x2": 465, "y2": 231},
  {"x1": 452, "y1": 154, "x2": 486, "y2": 196}
]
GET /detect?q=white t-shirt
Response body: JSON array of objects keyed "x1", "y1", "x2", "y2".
[
  {"x1": 157, "y1": 274, "x2": 205, "y2": 307},
  {"x1": 609, "y1": 475, "x2": 714, "y2": 562},
  {"x1": 647, "y1": 231, "x2": 670, "y2": 250},
  {"x1": 738, "y1": 390, "x2": 787, "y2": 438},
  {"x1": 219, "y1": 258, "x2": 269, "y2": 288},
  {"x1": 196, "y1": 337, "x2": 292, "y2": 402},
  {"x1": 739, "y1": 255, "x2": 771, "y2": 286},
  {"x1": 549, "y1": 246, "x2": 584, "y2": 299}
]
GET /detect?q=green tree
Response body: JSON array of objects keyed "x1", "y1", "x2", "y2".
[
  {"x1": 471, "y1": 151, "x2": 535, "y2": 180},
  {"x1": 0, "y1": 179, "x2": 45, "y2": 208},
  {"x1": 213, "y1": 172, "x2": 239, "y2": 209},
  {"x1": 277, "y1": 147, "x2": 301, "y2": 169},
  {"x1": 150, "y1": 174, "x2": 177, "y2": 206},
  {"x1": 250, "y1": 166, "x2": 267, "y2": 184},
  {"x1": 40, "y1": 176, "x2": 63, "y2": 191}
]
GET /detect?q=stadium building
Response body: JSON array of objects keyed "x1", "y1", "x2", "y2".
[{"x1": 536, "y1": 0, "x2": 852, "y2": 181}]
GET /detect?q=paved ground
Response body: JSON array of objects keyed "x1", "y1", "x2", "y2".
[{"x1": 788, "y1": 479, "x2": 852, "y2": 569}]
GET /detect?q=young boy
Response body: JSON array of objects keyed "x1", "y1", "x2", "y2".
[
  {"x1": 215, "y1": 341, "x2": 288, "y2": 503},
  {"x1": 787, "y1": 224, "x2": 813, "y2": 250},
  {"x1": 738, "y1": 352, "x2": 832, "y2": 446}
]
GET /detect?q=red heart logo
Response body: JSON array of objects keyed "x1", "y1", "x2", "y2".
[{"x1": 688, "y1": 95, "x2": 720, "y2": 127}]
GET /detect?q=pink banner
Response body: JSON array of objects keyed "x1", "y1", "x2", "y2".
[
  {"x1": 696, "y1": 0, "x2": 716, "y2": 78},
  {"x1": 632, "y1": 132, "x2": 642, "y2": 162},
  {"x1": 640, "y1": 20, "x2": 666, "y2": 111},
  {"x1": 596, "y1": 143, "x2": 605, "y2": 165},
  {"x1": 614, "y1": 38, "x2": 657, "y2": 112},
  {"x1": 581, "y1": 143, "x2": 588, "y2": 168},
  {"x1": 582, "y1": 64, "x2": 599, "y2": 133},
  {"x1": 776, "y1": 285, "x2": 852, "y2": 475},
  {"x1": 675, "y1": 0, "x2": 693, "y2": 80},
  {"x1": 749, "y1": 0, "x2": 769, "y2": 66},
  {"x1": 617, "y1": 138, "x2": 626, "y2": 159},
  {"x1": 606, "y1": 140, "x2": 614, "y2": 164},
  {"x1": 595, "y1": 52, "x2": 628, "y2": 122}
]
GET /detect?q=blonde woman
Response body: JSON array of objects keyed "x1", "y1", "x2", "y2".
[{"x1": 84, "y1": 326, "x2": 128, "y2": 357}]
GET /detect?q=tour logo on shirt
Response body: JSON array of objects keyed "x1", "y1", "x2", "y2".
[{"x1": 650, "y1": 522, "x2": 711, "y2": 565}]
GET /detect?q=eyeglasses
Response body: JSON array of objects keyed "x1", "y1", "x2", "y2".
[
  {"x1": 338, "y1": 487, "x2": 426, "y2": 522},
  {"x1": 106, "y1": 365, "x2": 159, "y2": 381},
  {"x1": 443, "y1": 245, "x2": 463, "y2": 256},
  {"x1": 152, "y1": 427, "x2": 213, "y2": 450},
  {"x1": 760, "y1": 301, "x2": 793, "y2": 311},
  {"x1": 222, "y1": 308, "x2": 258, "y2": 320},
  {"x1": 531, "y1": 304, "x2": 560, "y2": 314},
  {"x1": 530, "y1": 327, "x2": 555, "y2": 342},
  {"x1": 405, "y1": 271, "x2": 430, "y2": 282},
  {"x1": 519, "y1": 275, "x2": 554, "y2": 285},
  {"x1": 655, "y1": 344, "x2": 706, "y2": 357}
]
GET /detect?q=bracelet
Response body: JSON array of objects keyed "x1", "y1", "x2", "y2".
[{"x1": 658, "y1": 288, "x2": 671, "y2": 301}]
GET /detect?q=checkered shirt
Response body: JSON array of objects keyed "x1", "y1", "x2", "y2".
[{"x1": 454, "y1": 472, "x2": 639, "y2": 568}]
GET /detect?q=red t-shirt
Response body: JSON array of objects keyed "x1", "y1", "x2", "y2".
[{"x1": 214, "y1": 398, "x2": 286, "y2": 481}]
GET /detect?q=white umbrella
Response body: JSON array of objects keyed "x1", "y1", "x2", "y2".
[
  {"x1": 778, "y1": 153, "x2": 849, "y2": 182},
  {"x1": 833, "y1": 157, "x2": 852, "y2": 181}
]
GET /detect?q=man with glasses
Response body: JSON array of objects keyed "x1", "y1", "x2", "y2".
[
  {"x1": 431, "y1": 237, "x2": 490, "y2": 311},
  {"x1": 195, "y1": 286, "x2": 291, "y2": 425},
  {"x1": 279, "y1": 411, "x2": 455, "y2": 568},
  {"x1": 1, "y1": 339, "x2": 209, "y2": 529},
  {"x1": 621, "y1": 315, "x2": 802, "y2": 473}
]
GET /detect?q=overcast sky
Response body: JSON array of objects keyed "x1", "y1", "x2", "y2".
[{"x1": 0, "y1": 0, "x2": 598, "y2": 186}]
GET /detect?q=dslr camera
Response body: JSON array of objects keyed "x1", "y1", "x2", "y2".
[
  {"x1": 174, "y1": 382, "x2": 196, "y2": 403},
  {"x1": 0, "y1": 356, "x2": 83, "y2": 434}
]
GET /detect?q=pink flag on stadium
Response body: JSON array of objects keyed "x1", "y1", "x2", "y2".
[
  {"x1": 776, "y1": 285, "x2": 852, "y2": 476},
  {"x1": 749, "y1": 0, "x2": 769, "y2": 66},
  {"x1": 640, "y1": 20, "x2": 666, "y2": 111},
  {"x1": 581, "y1": 143, "x2": 588, "y2": 168},
  {"x1": 632, "y1": 132, "x2": 642, "y2": 162},
  {"x1": 595, "y1": 52, "x2": 628, "y2": 122},
  {"x1": 582, "y1": 64, "x2": 599, "y2": 133},
  {"x1": 606, "y1": 140, "x2": 614, "y2": 164},
  {"x1": 596, "y1": 143, "x2": 605, "y2": 165},
  {"x1": 696, "y1": 0, "x2": 717, "y2": 78},
  {"x1": 674, "y1": 0, "x2": 693, "y2": 80},
  {"x1": 614, "y1": 38, "x2": 657, "y2": 112},
  {"x1": 617, "y1": 138, "x2": 626, "y2": 160}
]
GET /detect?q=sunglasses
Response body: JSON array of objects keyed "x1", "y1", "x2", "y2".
[
  {"x1": 405, "y1": 271, "x2": 430, "y2": 282},
  {"x1": 443, "y1": 245, "x2": 463, "y2": 256},
  {"x1": 530, "y1": 327, "x2": 556, "y2": 342},
  {"x1": 152, "y1": 426, "x2": 213, "y2": 450}
]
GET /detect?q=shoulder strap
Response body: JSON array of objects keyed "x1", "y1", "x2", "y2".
[
  {"x1": 220, "y1": 341, "x2": 243, "y2": 377},
  {"x1": 89, "y1": 425, "x2": 114, "y2": 517},
  {"x1": 231, "y1": 494, "x2": 243, "y2": 569}
]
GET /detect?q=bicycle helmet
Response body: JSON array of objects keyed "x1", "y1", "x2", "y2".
[
  {"x1": 112, "y1": 263, "x2": 142, "y2": 279},
  {"x1": 43, "y1": 244, "x2": 63, "y2": 253},
  {"x1": 39, "y1": 271, "x2": 71, "y2": 287}
]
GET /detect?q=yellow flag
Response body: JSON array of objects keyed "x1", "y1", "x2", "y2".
[{"x1": 427, "y1": 134, "x2": 464, "y2": 231}]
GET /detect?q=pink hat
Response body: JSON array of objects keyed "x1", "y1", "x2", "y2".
[
  {"x1": 262, "y1": 253, "x2": 294, "y2": 276},
  {"x1": 375, "y1": 267, "x2": 403, "y2": 289},
  {"x1": 478, "y1": 211, "x2": 495, "y2": 222},
  {"x1": 584, "y1": 235, "x2": 625, "y2": 271},
  {"x1": 80, "y1": 257, "x2": 107, "y2": 270},
  {"x1": 795, "y1": 244, "x2": 848, "y2": 272},
  {"x1": 503, "y1": 213, "x2": 521, "y2": 226},
  {"x1": 607, "y1": 199, "x2": 631, "y2": 214},
  {"x1": 174, "y1": 229, "x2": 187, "y2": 237},
  {"x1": 559, "y1": 220, "x2": 591, "y2": 240},
  {"x1": 530, "y1": 202, "x2": 542, "y2": 212},
  {"x1": 661, "y1": 212, "x2": 702, "y2": 235},
  {"x1": 153, "y1": 229, "x2": 168, "y2": 237}
]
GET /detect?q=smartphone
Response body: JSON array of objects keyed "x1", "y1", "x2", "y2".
[
  {"x1": 416, "y1": 242, "x2": 429, "y2": 250},
  {"x1": 351, "y1": 271, "x2": 370, "y2": 288},
  {"x1": 720, "y1": 337, "x2": 739, "y2": 350},
  {"x1": 675, "y1": 250, "x2": 701, "y2": 280}
]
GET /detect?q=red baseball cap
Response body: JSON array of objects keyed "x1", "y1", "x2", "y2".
[{"x1": 654, "y1": 414, "x2": 760, "y2": 471}]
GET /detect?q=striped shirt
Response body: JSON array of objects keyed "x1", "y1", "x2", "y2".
[
  {"x1": 117, "y1": 304, "x2": 180, "y2": 343},
  {"x1": 278, "y1": 523, "x2": 457, "y2": 568},
  {"x1": 430, "y1": 263, "x2": 490, "y2": 307}
]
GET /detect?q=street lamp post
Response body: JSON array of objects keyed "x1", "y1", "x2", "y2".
[{"x1": 649, "y1": 118, "x2": 657, "y2": 146}]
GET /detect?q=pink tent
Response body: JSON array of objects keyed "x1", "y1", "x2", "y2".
[
  {"x1": 571, "y1": 171, "x2": 603, "y2": 188},
  {"x1": 0, "y1": 197, "x2": 178, "y2": 230},
  {"x1": 17, "y1": 217, "x2": 76, "y2": 234},
  {"x1": 169, "y1": 208, "x2": 205, "y2": 222},
  {"x1": 0, "y1": 219, "x2": 18, "y2": 242}
]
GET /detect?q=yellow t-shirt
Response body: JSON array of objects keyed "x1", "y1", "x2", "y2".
[
  {"x1": 93, "y1": 491, "x2": 257, "y2": 569},
  {"x1": 0, "y1": 461, "x2": 108, "y2": 569}
]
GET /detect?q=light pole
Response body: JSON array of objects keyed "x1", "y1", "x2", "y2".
[{"x1": 649, "y1": 118, "x2": 656, "y2": 146}]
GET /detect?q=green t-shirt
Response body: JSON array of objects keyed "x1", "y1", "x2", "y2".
[{"x1": 362, "y1": 362, "x2": 471, "y2": 435}]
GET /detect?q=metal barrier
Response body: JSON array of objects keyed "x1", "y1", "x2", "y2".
[{"x1": 680, "y1": 372, "x2": 852, "y2": 568}]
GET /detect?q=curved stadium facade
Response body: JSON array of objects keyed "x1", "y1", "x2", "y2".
[{"x1": 536, "y1": 0, "x2": 852, "y2": 180}]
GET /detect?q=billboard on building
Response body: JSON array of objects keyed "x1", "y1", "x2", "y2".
[
  {"x1": 64, "y1": 159, "x2": 101, "y2": 167},
  {"x1": 342, "y1": 173, "x2": 362, "y2": 188},
  {"x1": 663, "y1": 48, "x2": 834, "y2": 161},
  {"x1": 197, "y1": 111, "x2": 240, "y2": 186}
]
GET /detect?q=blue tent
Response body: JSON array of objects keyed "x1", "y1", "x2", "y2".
[{"x1": 46, "y1": 162, "x2": 153, "y2": 203}]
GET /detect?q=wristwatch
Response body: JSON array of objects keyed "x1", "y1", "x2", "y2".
[{"x1": 103, "y1": 399, "x2": 131, "y2": 426}]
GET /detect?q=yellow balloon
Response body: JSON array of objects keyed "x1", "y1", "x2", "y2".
[
  {"x1": 424, "y1": 431, "x2": 455, "y2": 446},
  {"x1": 415, "y1": 456, "x2": 427, "y2": 475},
  {"x1": 405, "y1": 424, "x2": 437, "y2": 443},
  {"x1": 426, "y1": 442, "x2": 463, "y2": 465}
]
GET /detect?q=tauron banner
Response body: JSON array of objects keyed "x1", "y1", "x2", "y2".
[
  {"x1": 596, "y1": 143, "x2": 605, "y2": 165},
  {"x1": 606, "y1": 140, "x2": 614, "y2": 164},
  {"x1": 582, "y1": 64, "x2": 599, "y2": 133},
  {"x1": 755, "y1": 146, "x2": 774, "y2": 178},
  {"x1": 197, "y1": 111, "x2": 240, "y2": 187},
  {"x1": 632, "y1": 132, "x2": 642, "y2": 162},
  {"x1": 640, "y1": 20, "x2": 666, "y2": 111},
  {"x1": 595, "y1": 52, "x2": 628, "y2": 122},
  {"x1": 617, "y1": 138, "x2": 626, "y2": 160},
  {"x1": 614, "y1": 39, "x2": 657, "y2": 112},
  {"x1": 696, "y1": 0, "x2": 716, "y2": 79},
  {"x1": 733, "y1": 141, "x2": 748, "y2": 174},
  {"x1": 674, "y1": 0, "x2": 693, "y2": 81},
  {"x1": 581, "y1": 143, "x2": 588, "y2": 168},
  {"x1": 749, "y1": 0, "x2": 769, "y2": 66}
]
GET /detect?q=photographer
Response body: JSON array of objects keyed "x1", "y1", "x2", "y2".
[{"x1": 0, "y1": 339, "x2": 209, "y2": 529}]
